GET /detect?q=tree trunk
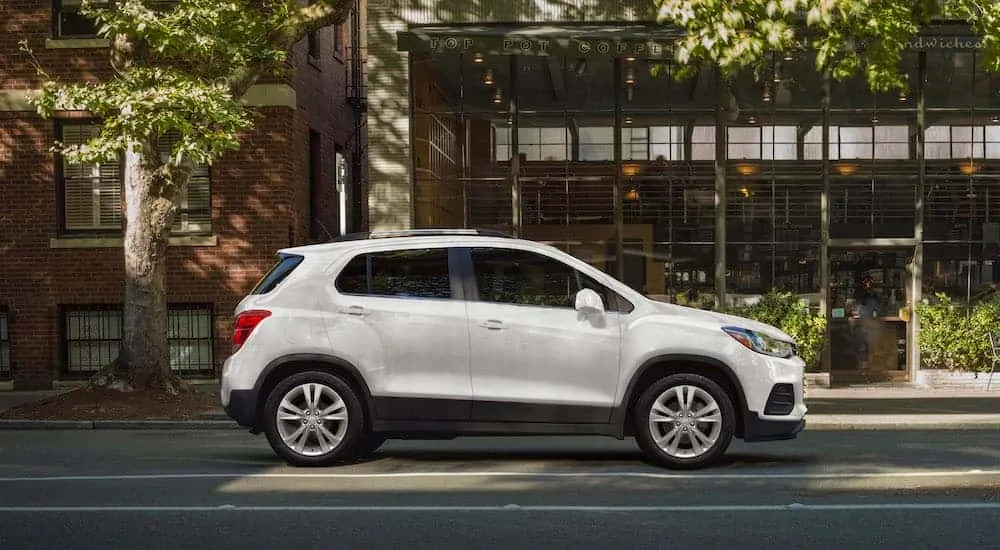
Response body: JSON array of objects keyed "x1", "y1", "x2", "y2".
[{"x1": 90, "y1": 145, "x2": 186, "y2": 395}]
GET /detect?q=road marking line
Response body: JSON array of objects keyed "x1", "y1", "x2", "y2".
[
  {"x1": 0, "y1": 470, "x2": 998, "y2": 483},
  {"x1": 0, "y1": 503, "x2": 998, "y2": 512}
]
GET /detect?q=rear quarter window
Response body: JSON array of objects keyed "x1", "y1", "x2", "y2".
[{"x1": 251, "y1": 254, "x2": 304, "y2": 295}]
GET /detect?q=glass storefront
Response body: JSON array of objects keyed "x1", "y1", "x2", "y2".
[{"x1": 405, "y1": 35, "x2": 1000, "y2": 374}]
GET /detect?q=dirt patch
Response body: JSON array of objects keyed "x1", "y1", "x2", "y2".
[{"x1": 0, "y1": 386, "x2": 223, "y2": 421}]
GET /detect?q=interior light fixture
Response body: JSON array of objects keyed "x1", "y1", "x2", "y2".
[
  {"x1": 992, "y1": 115, "x2": 1000, "y2": 124},
  {"x1": 625, "y1": 67, "x2": 636, "y2": 86},
  {"x1": 472, "y1": 52, "x2": 484, "y2": 63},
  {"x1": 959, "y1": 160, "x2": 980, "y2": 175},
  {"x1": 483, "y1": 69, "x2": 495, "y2": 86},
  {"x1": 491, "y1": 88, "x2": 502, "y2": 104}
]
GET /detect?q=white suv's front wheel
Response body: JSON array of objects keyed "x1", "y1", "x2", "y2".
[
  {"x1": 633, "y1": 373, "x2": 735, "y2": 469},
  {"x1": 262, "y1": 371, "x2": 365, "y2": 467}
]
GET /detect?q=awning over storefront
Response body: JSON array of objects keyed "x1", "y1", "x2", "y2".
[{"x1": 396, "y1": 23, "x2": 685, "y2": 59}]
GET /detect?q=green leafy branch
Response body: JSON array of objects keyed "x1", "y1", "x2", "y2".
[{"x1": 653, "y1": 0, "x2": 1000, "y2": 93}]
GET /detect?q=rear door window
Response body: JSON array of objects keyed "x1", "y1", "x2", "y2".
[{"x1": 336, "y1": 248, "x2": 454, "y2": 299}]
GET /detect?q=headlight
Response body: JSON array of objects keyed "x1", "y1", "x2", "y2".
[{"x1": 722, "y1": 326, "x2": 796, "y2": 359}]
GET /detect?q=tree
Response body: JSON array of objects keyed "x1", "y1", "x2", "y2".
[
  {"x1": 20, "y1": 0, "x2": 353, "y2": 394},
  {"x1": 652, "y1": 0, "x2": 1000, "y2": 92}
]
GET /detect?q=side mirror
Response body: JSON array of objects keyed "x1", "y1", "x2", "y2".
[{"x1": 575, "y1": 288, "x2": 605, "y2": 316}]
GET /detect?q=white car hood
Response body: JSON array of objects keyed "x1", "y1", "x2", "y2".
[{"x1": 650, "y1": 301, "x2": 796, "y2": 343}]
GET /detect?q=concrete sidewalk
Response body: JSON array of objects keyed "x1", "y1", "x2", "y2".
[{"x1": 1, "y1": 384, "x2": 998, "y2": 430}]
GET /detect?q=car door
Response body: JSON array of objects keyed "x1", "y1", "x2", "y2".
[
  {"x1": 461, "y1": 245, "x2": 624, "y2": 424},
  {"x1": 330, "y1": 245, "x2": 471, "y2": 421}
]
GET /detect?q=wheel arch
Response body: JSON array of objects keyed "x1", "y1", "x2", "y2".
[
  {"x1": 614, "y1": 354, "x2": 749, "y2": 439},
  {"x1": 251, "y1": 353, "x2": 375, "y2": 432}
]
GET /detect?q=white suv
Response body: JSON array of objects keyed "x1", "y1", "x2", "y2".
[{"x1": 221, "y1": 229, "x2": 807, "y2": 469}]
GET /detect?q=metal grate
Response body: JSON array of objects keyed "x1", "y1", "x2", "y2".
[
  {"x1": 62, "y1": 306, "x2": 215, "y2": 375},
  {"x1": 167, "y1": 306, "x2": 215, "y2": 374},
  {"x1": 63, "y1": 307, "x2": 122, "y2": 374},
  {"x1": 0, "y1": 312, "x2": 10, "y2": 377}
]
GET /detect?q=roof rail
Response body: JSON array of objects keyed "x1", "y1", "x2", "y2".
[{"x1": 328, "y1": 228, "x2": 515, "y2": 242}]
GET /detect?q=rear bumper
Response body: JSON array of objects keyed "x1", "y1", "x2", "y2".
[
  {"x1": 742, "y1": 412, "x2": 805, "y2": 442},
  {"x1": 223, "y1": 389, "x2": 258, "y2": 430}
]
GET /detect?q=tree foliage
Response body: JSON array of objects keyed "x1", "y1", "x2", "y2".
[
  {"x1": 916, "y1": 292, "x2": 1000, "y2": 372},
  {"x1": 23, "y1": 0, "x2": 350, "y2": 170},
  {"x1": 724, "y1": 291, "x2": 828, "y2": 372},
  {"x1": 653, "y1": 0, "x2": 1000, "y2": 92}
]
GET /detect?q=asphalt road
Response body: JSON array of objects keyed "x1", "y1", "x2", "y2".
[{"x1": 0, "y1": 429, "x2": 998, "y2": 549}]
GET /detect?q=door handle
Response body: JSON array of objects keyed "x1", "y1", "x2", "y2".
[
  {"x1": 339, "y1": 305, "x2": 369, "y2": 317},
  {"x1": 479, "y1": 319, "x2": 504, "y2": 330}
]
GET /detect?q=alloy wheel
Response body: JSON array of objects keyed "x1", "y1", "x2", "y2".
[
  {"x1": 647, "y1": 384, "x2": 724, "y2": 459},
  {"x1": 275, "y1": 382, "x2": 350, "y2": 457}
]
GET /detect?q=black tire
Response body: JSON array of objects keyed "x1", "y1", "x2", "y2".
[
  {"x1": 632, "y1": 373, "x2": 735, "y2": 470},
  {"x1": 262, "y1": 370, "x2": 366, "y2": 467}
]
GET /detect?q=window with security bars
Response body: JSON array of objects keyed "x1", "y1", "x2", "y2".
[
  {"x1": 63, "y1": 307, "x2": 122, "y2": 374},
  {"x1": 62, "y1": 306, "x2": 214, "y2": 375},
  {"x1": 59, "y1": 123, "x2": 212, "y2": 234},
  {"x1": 0, "y1": 312, "x2": 10, "y2": 377},
  {"x1": 167, "y1": 306, "x2": 214, "y2": 373}
]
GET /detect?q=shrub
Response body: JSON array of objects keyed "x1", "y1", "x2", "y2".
[
  {"x1": 916, "y1": 292, "x2": 1000, "y2": 372},
  {"x1": 723, "y1": 291, "x2": 827, "y2": 372}
]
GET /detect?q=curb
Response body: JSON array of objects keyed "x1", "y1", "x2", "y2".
[
  {"x1": 805, "y1": 414, "x2": 1000, "y2": 431},
  {"x1": 0, "y1": 420, "x2": 239, "y2": 430}
]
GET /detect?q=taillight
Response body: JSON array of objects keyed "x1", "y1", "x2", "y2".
[{"x1": 233, "y1": 309, "x2": 271, "y2": 351}]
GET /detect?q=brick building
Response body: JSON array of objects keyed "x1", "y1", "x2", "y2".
[{"x1": 0, "y1": 1, "x2": 368, "y2": 390}]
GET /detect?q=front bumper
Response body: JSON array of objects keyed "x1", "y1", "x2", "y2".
[{"x1": 742, "y1": 412, "x2": 806, "y2": 442}]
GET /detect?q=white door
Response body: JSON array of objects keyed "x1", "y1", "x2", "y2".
[
  {"x1": 330, "y1": 246, "x2": 471, "y2": 421},
  {"x1": 463, "y1": 246, "x2": 623, "y2": 424}
]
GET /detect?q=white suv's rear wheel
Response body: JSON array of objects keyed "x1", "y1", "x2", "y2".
[
  {"x1": 633, "y1": 373, "x2": 735, "y2": 469},
  {"x1": 262, "y1": 371, "x2": 365, "y2": 467}
]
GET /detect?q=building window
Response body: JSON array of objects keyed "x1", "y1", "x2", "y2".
[
  {"x1": 62, "y1": 307, "x2": 121, "y2": 374},
  {"x1": 727, "y1": 126, "x2": 798, "y2": 160},
  {"x1": 60, "y1": 123, "x2": 122, "y2": 232},
  {"x1": 306, "y1": 0, "x2": 320, "y2": 60},
  {"x1": 167, "y1": 306, "x2": 214, "y2": 374},
  {"x1": 333, "y1": 22, "x2": 345, "y2": 59},
  {"x1": 58, "y1": 122, "x2": 212, "y2": 235},
  {"x1": 53, "y1": 0, "x2": 102, "y2": 38},
  {"x1": 61, "y1": 305, "x2": 215, "y2": 375},
  {"x1": 0, "y1": 311, "x2": 10, "y2": 378},
  {"x1": 158, "y1": 130, "x2": 213, "y2": 235},
  {"x1": 308, "y1": 31, "x2": 320, "y2": 59}
]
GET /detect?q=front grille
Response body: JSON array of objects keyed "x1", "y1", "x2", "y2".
[{"x1": 764, "y1": 383, "x2": 796, "y2": 415}]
